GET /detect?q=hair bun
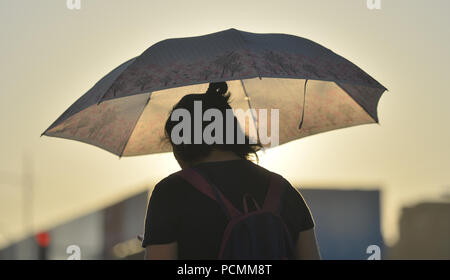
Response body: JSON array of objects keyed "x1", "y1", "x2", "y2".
[{"x1": 206, "y1": 82, "x2": 228, "y2": 96}]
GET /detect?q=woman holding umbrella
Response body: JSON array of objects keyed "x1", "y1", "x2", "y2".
[
  {"x1": 141, "y1": 82, "x2": 321, "y2": 260},
  {"x1": 42, "y1": 28, "x2": 386, "y2": 260}
]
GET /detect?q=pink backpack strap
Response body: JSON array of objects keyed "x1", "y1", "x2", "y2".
[
  {"x1": 177, "y1": 168, "x2": 241, "y2": 219},
  {"x1": 262, "y1": 173, "x2": 286, "y2": 213}
]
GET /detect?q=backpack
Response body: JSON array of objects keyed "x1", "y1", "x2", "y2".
[{"x1": 177, "y1": 167, "x2": 295, "y2": 260}]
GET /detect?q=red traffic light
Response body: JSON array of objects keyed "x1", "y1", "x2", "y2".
[{"x1": 35, "y1": 232, "x2": 51, "y2": 248}]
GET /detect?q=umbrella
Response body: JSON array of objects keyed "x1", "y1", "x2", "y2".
[{"x1": 41, "y1": 28, "x2": 387, "y2": 157}]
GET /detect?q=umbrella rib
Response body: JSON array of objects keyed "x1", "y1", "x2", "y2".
[
  {"x1": 233, "y1": 29, "x2": 262, "y2": 80},
  {"x1": 239, "y1": 79, "x2": 260, "y2": 144},
  {"x1": 334, "y1": 82, "x2": 379, "y2": 124},
  {"x1": 118, "y1": 92, "x2": 152, "y2": 158},
  {"x1": 97, "y1": 57, "x2": 137, "y2": 105},
  {"x1": 298, "y1": 79, "x2": 308, "y2": 130}
]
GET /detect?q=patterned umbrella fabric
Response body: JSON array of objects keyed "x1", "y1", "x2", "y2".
[{"x1": 41, "y1": 28, "x2": 387, "y2": 157}]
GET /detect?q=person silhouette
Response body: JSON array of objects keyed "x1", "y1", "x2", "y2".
[{"x1": 141, "y1": 82, "x2": 320, "y2": 260}]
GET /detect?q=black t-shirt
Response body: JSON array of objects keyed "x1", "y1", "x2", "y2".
[{"x1": 142, "y1": 159, "x2": 314, "y2": 259}]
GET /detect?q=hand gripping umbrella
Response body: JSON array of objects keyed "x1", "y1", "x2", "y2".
[{"x1": 41, "y1": 28, "x2": 387, "y2": 157}]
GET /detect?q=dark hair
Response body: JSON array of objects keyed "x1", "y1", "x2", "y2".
[{"x1": 164, "y1": 81, "x2": 261, "y2": 163}]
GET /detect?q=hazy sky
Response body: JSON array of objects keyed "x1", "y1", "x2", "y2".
[{"x1": 1, "y1": 0, "x2": 449, "y2": 249}]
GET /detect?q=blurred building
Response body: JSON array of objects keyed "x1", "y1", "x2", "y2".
[
  {"x1": 1, "y1": 187, "x2": 387, "y2": 260},
  {"x1": 300, "y1": 188, "x2": 384, "y2": 260},
  {"x1": 387, "y1": 202, "x2": 450, "y2": 260},
  {"x1": 103, "y1": 191, "x2": 148, "y2": 259},
  {"x1": 0, "y1": 191, "x2": 149, "y2": 260}
]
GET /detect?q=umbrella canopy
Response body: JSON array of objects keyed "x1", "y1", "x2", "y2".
[{"x1": 41, "y1": 28, "x2": 387, "y2": 157}]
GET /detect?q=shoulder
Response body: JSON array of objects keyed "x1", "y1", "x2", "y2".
[
  {"x1": 250, "y1": 166, "x2": 299, "y2": 200},
  {"x1": 262, "y1": 168, "x2": 293, "y2": 188},
  {"x1": 243, "y1": 161, "x2": 294, "y2": 189},
  {"x1": 266, "y1": 171, "x2": 303, "y2": 200},
  {"x1": 245, "y1": 160, "x2": 276, "y2": 178},
  {"x1": 151, "y1": 171, "x2": 192, "y2": 197}
]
